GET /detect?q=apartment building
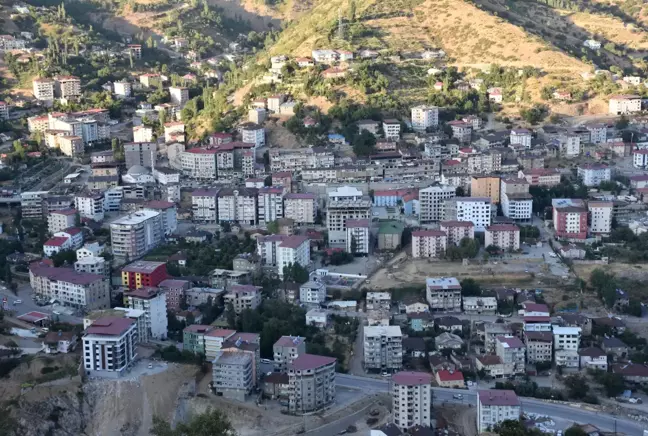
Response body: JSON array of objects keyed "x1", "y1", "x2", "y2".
[
  {"x1": 273, "y1": 336, "x2": 307, "y2": 373},
  {"x1": 33, "y1": 77, "x2": 55, "y2": 101},
  {"x1": 579, "y1": 347, "x2": 608, "y2": 371},
  {"x1": 212, "y1": 351, "x2": 254, "y2": 401},
  {"x1": 448, "y1": 120, "x2": 472, "y2": 142},
  {"x1": 426, "y1": 277, "x2": 461, "y2": 312},
  {"x1": 181, "y1": 148, "x2": 220, "y2": 179},
  {"x1": 477, "y1": 390, "x2": 520, "y2": 433},
  {"x1": 183, "y1": 325, "x2": 213, "y2": 354},
  {"x1": 283, "y1": 193, "x2": 317, "y2": 224},
  {"x1": 48, "y1": 209, "x2": 77, "y2": 234},
  {"x1": 114, "y1": 80, "x2": 132, "y2": 98},
  {"x1": 29, "y1": 264, "x2": 110, "y2": 311},
  {"x1": 74, "y1": 192, "x2": 105, "y2": 221},
  {"x1": 411, "y1": 105, "x2": 439, "y2": 131},
  {"x1": 608, "y1": 94, "x2": 641, "y2": 115},
  {"x1": 133, "y1": 125, "x2": 153, "y2": 143},
  {"x1": 346, "y1": 218, "x2": 370, "y2": 254},
  {"x1": 578, "y1": 163, "x2": 611, "y2": 187},
  {"x1": 164, "y1": 121, "x2": 185, "y2": 143},
  {"x1": 55, "y1": 75, "x2": 81, "y2": 100},
  {"x1": 418, "y1": 185, "x2": 456, "y2": 223},
  {"x1": 124, "y1": 142, "x2": 156, "y2": 170},
  {"x1": 74, "y1": 256, "x2": 109, "y2": 278},
  {"x1": 485, "y1": 224, "x2": 520, "y2": 251},
  {"x1": 463, "y1": 296, "x2": 497, "y2": 315},
  {"x1": 121, "y1": 261, "x2": 167, "y2": 290},
  {"x1": 326, "y1": 186, "x2": 372, "y2": 247},
  {"x1": 471, "y1": 176, "x2": 500, "y2": 204},
  {"x1": 524, "y1": 331, "x2": 553, "y2": 364},
  {"x1": 110, "y1": 210, "x2": 164, "y2": 258},
  {"x1": 224, "y1": 285, "x2": 262, "y2": 314},
  {"x1": 495, "y1": 336, "x2": 526, "y2": 374},
  {"x1": 240, "y1": 122, "x2": 265, "y2": 148},
  {"x1": 204, "y1": 328, "x2": 237, "y2": 360},
  {"x1": 411, "y1": 230, "x2": 447, "y2": 259},
  {"x1": 588, "y1": 201, "x2": 613, "y2": 235},
  {"x1": 444, "y1": 197, "x2": 492, "y2": 232},
  {"x1": 552, "y1": 199, "x2": 587, "y2": 240},
  {"x1": 269, "y1": 148, "x2": 335, "y2": 172},
  {"x1": 217, "y1": 188, "x2": 258, "y2": 225},
  {"x1": 21, "y1": 191, "x2": 48, "y2": 220},
  {"x1": 123, "y1": 287, "x2": 168, "y2": 341},
  {"x1": 391, "y1": 371, "x2": 432, "y2": 430},
  {"x1": 439, "y1": 220, "x2": 474, "y2": 246},
  {"x1": 83, "y1": 317, "x2": 137, "y2": 377},
  {"x1": 299, "y1": 281, "x2": 326, "y2": 305},
  {"x1": 191, "y1": 189, "x2": 219, "y2": 222},
  {"x1": 363, "y1": 325, "x2": 403, "y2": 371},
  {"x1": 553, "y1": 326, "x2": 581, "y2": 369},
  {"x1": 500, "y1": 178, "x2": 532, "y2": 221},
  {"x1": 383, "y1": 119, "x2": 401, "y2": 140},
  {"x1": 258, "y1": 186, "x2": 284, "y2": 224},
  {"x1": 510, "y1": 129, "x2": 532, "y2": 148},
  {"x1": 256, "y1": 234, "x2": 310, "y2": 276},
  {"x1": 520, "y1": 168, "x2": 561, "y2": 187},
  {"x1": 169, "y1": 86, "x2": 189, "y2": 107},
  {"x1": 288, "y1": 354, "x2": 337, "y2": 413},
  {"x1": 634, "y1": 149, "x2": 648, "y2": 169}
]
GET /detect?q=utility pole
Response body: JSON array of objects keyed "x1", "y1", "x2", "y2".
[{"x1": 337, "y1": 7, "x2": 344, "y2": 40}]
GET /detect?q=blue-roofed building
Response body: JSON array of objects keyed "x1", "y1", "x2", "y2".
[{"x1": 327, "y1": 133, "x2": 346, "y2": 145}]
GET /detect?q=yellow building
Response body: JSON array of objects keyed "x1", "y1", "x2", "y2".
[{"x1": 471, "y1": 175, "x2": 501, "y2": 204}]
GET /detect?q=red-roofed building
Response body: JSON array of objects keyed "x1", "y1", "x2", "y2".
[
  {"x1": 121, "y1": 261, "x2": 167, "y2": 290},
  {"x1": 495, "y1": 336, "x2": 526, "y2": 373},
  {"x1": 412, "y1": 230, "x2": 447, "y2": 259},
  {"x1": 519, "y1": 168, "x2": 561, "y2": 186},
  {"x1": 257, "y1": 235, "x2": 310, "y2": 277},
  {"x1": 440, "y1": 220, "x2": 475, "y2": 246},
  {"x1": 477, "y1": 390, "x2": 520, "y2": 432},
  {"x1": 83, "y1": 317, "x2": 137, "y2": 376},
  {"x1": 204, "y1": 328, "x2": 237, "y2": 360},
  {"x1": 288, "y1": 353, "x2": 336, "y2": 413},
  {"x1": 44, "y1": 236, "x2": 72, "y2": 257},
  {"x1": 48, "y1": 209, "x2": 77, "y2": 234},
  {"x1": 435, "y1": 369, "x2": 464, "y2": 388},
  {"x1": 392, "y1": 371, "x2": 433, "y2": 429}
]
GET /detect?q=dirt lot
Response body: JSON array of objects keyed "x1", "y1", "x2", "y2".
[
  {"x1": 437, "y1": 404, "x2": 477, "y2": 436},
  {"x1": 573, "y1": 262, "x2": 648, "y2": 286}
]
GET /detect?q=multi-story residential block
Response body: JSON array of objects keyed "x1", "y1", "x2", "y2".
[
  {"x1": 21, "y1": 191, "x2": 48, "y2": 220},
  {"x1": 256, "y1": 234, "x2": 310, "y2": 277},
  {"x1": 522, "y1": 302, "x2": 552, "y2": 332},
  {"x1": 495, "y1": 336, "x2": 526, "y2": 374},
  {"x1": 48, "y1": 209, "x2": 77, "y2": 234},
  {"x1": 110, "y1": 210, "x2": 163, "y2": 258},
  {"x1": 364, "y1": 325, "x2": 403, "y2": 371},
  {"x1": 169, "y1": 86, "x2": 189, "y2": 107},
  {"x1": 75, "y1": 192, "x2": 105, "y2": 221},
  {"x1": 477, "y1": 390, "x2": 521, "y2": 433},
  {"x1": 439, "y1": 220, "x2": 474, "y2": 246},
  {"x1": 29, "y1": 264, "x2": 110, "y2": 310},
  {"x1": 411, "y1": 106, "x2": 438, "y2": 131},
  {"x1": 579, "y1": 347, "x2": 608, "y2": 371},
  {"x1": 346, "y1": 218, "x2": 370, "y2": 254},
  {"x1": 74, "y1": 255, "x2": 109, "y2": 278},
  {"x1": 443, "y1": 197, "x2": 492, "y2": 232},
  {"x1": 553, "y1": 326, "x2": 581, "y2": 369},
  {"x1": 510, "y1": 128, "x2": 532, "y2": 148},
  {"x1": 123, "y1": 287, "x2": 168, "y2": 341},
  {"x1": 258, "y1": 186, "x2": 284, "y2": 224},
  {"x1": 609, "y1": 94, "x2": 641, "y2": 115},
  {"x1": 633, "y1": 149, "x2": 648, "y2": 169},
  {"x1": 485, "y1": 224, "x2": 520, "y2": 251},
  {"x1": 204, "y1": 328, "x2": 237, "y2": 360},
  {"x1": 224, "y1": 285, "x2": 262, "y2": 314},
  {"x1": 391, "y1": 371, "x2": 432, "y2": 430},
  {"x1": 283, "y1": 193, "x2": 317, "y2": 224},
  {"x1": 133, "y1": 125, "x2": 153, "y2": 143},
  {"x1": 33, "y1": 77, "x2": 55, "y2": 101},
  {"x1": 524, "y1": 331, "x2": 553, "y2": 364},
  {"x1": 411, "y1": 230, "x2": 447, "y2": 258},
  {"x1": 418, "y1": 185, "x2": 456, "y2": 223},
  {"x1": 0, "y1": 101, "x2": 8, "y2": 120},
  {"x1": 273, "y1": 336, "x2": 307, "y2": 372},
  {"x1": 299, "y1": 281, "x2": 326, "y2": 304},
  {"x1": 588, "y1": 201, "x2": 613, "y2": 235},
  {"x1": 191, "y1": 189, "x2": 219, "y2": 222},
  {"x1": 288, "y1": 354, "x2": 336, "y2": 413},
  {"x1": 463, "y1": 296, "x2": 497, "y2": 315},
  {"x1": 448, "y1": 120, "x2": 472, "y2": 142},
  {"x1": 124, "y1": 142, "x2": 156, "y2": 170},
  {"x1": 552, "y1": 199, "x2": 587, "y2": 240},
  {"x1": 578, "y1": 163, "x2": 611, "y2": 187},
  {"x1": 83, "y1": 317, "x2": 137, "y2": 376},
  {"x1": 217, "y1": 188, "x2": 258, "y2": 225},
  {"x1": 113, "y1": 80, "x2": 132, "y2": 98},
  {"x1": 382, "y1": 119, "x2": 401, "y2": 140},
  {"x1": 143, "y1": 201, "x2": 177, "y2": 236},
  {"x1": 183, "y1": 324, "x2": 213, "y2": 355},
  {"x1": 326, "y1": 186, "x2": 372, "y2": 247},
  {"x1": 269, "y1": 148, "x2": 334, "y2": 172},
  {"x1": 586, "y1": 123, "x2": 607, "y2": 144},
  {"x1": 55, "y1": 75, "x2": 81, "y2": 100},
  {"x1": 471, "y1": 176, "x2": 500, "y2": 204},
  {"x1": 484, "y1": 322, "x2": 513, "y2": 353},
  {"x1": 212, "y1": 351, "x2": 253, "y2": 400},
  {"x1": 240, "y1": 122, "x2": 265, "y2": 148},
  {"x1": 500, "y1": 178, "x2": 532, "y2": 221},
  {"x1": 366, "y1": 292, "x2": 391, "y2": 311},
  {"x1": 181, "y1": 148, "x2": 220, "y2": 179},
  {"x1": 519, "y1": 168, "x2": 561, "y2": 187},
  {"x1": 559, "y1": 133, "x2": 581, "y2": 157},
  {"x1": 121, "y1": 261, "x2": 167, "y2": 290},
  {"x1": 426, "y1": 277, "x2": 461, "y2": 312}
]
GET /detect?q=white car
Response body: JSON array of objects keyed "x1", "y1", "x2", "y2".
[
  {"x1": 13, "y1": 299, "x2": 22, "y2": 304},
  {"x1": 261, "y1": 358, "x2": 273, "y2": 364},
  {"x1": 453, "y1": 394, "x2": 463, "y2": 400},
  {"x1": 148, "y1": 363, "x2": 153, "y2": 369},
  {"x1": 381, "y1": 372, "x2": 390, "y2": 377}
]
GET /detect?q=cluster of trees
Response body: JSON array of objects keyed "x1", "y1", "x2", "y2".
[
  {"x1": 590, "y1": 268, "x2": 642, "y2": 316},
  {"x1": 529, "y1": 178, "x2": 588, "y2": 215},
  {"x1": 519, "y1": 104, "x2": 549, "y2": 125},
  {"x1": 347, "y1": 63, "x2": 389, "y2": 94},
  {"x1": 494, "y1": 379, "x2": 565, "y2": 401},
  {"x1": 282, "y1": 263, "x2": 309, "y2": 284},
  {"x1": 324, "y1": 251, "x2": 355, "y2": 266},
  {"x1": 152, "y1": 408, "x2": 236, "y2": 436},
  {"x1": 444, "y1": 237, "x2": 480, "y2": 261},
  {"x1": 284, "y1": 106, "x2": 333, "y2": 145},
  {"x1": 600, "y1": 226, "x2": 648, "y2": 263}
]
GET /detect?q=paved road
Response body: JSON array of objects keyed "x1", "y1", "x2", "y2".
[
  {"x1": 335, "y1": 374, "x2": 648, "y2": 434},
  {"x1": 0, "y1": 284, "x2": 82, "y2": 325}
]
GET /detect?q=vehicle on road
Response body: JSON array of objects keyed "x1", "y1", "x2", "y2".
[
  {"x1": 261, "y1": 358, "x2": 273, "y2": 364},
  {"x1": 381, "y1": 372, "x2": 390, "y2": 377},
  {"x1": 148, "y1": 363, "x2": 153, "y2": 369},
  {"x1": 453, "y1": 394, "x2": 463, "y2": 400},
  {"x1": 13, "y1": 299, "x2": 21, "y2": 304}
]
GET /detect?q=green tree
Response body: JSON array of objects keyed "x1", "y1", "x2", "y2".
[
  {"x1": 564, "y1": 374, "x2": 589, "y2": 399},
  {"x1": 348, "y1": 0, "x2": 356, "y2": 21},
  {"x1": 350, "y1": 235, "x2": 357, "y2": 254},
  {"x1": 225, "y1": 302, "x2": 236, "y2": 329},
  {"x1": 460, "y1": 278, "x2": 481, "y2": 296},
  {"x1": 266, "y1": 220, "x2": 279, "y2": 234},
  {"x1": 615, "y1": 114, "x2": 629, "y2": 130},
  {"x1": 564, "y1": 426, "x2": 588, "y2": 436},
  {"x1": 151, "y1": 408, "x2": 236, "y2": 436}
]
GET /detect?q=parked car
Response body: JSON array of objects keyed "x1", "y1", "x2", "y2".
[
  {"x1": 13, "y1": 299, "x2": 21, "y2": 305},
  {"x1": 453, "y1": 394, "x2": 463, "y2": 400}
]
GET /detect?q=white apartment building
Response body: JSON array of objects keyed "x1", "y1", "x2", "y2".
[
  {"x1": 477, "y1": 390, "x2": 521, "y2": 433},
  {"x1": 419, "y1": 185, "x2": 456, "y2": 223},
  {"x1": 113, "y1": 80, "x2": 132, "y2": 98},
  {"x1": 559, "y1": 134, "x2": 581, "y2": 157},
  {"x1": 257, "y1": 235, "x2": 311, "y2": 277},
  {"x1": 588, "y1": 201, "x2": 613, "y2": 235},
  {"x1": 500, "y1": 178, "x2": 532, "y2": 221},
  {"x1": 75, "y1": 192, "x2": 105, "y2": 221},
  {"x1": 391, "y1": 371, "x2": 432, "y2": 430},
  {"x1": 33, "y1": 78, "x2": 55, "y2": 101},
  {"x1": 273, "y1": 335, "x2": 307, "y2": 373},
  {"x1": 143, "y1": 201, "x2": 177, "y2": 236},
  {"x1": 463, "y1": 296, "x2": 497, "y2": 315},
  {"x1": 217, "y1": 188, "x2": 258, "y2": 225},
  {"x1": 224, "y1": 285, "x2": 263, "y2": 314},
  {"x1": 29, "y1": 264, "x2": 110, "y2": 311},
  {"x1": 180, "y1": 148, "x2": 219, "y2": 179},
  {"x1": 133, "y1": 125, "x2": 154, "y2": 143},
  {"x1": 426, "y1": 277, "x2": 461, "y2": 312},
  {"x1": 191, "y1": 189, "x2": 219, "y2": 222},
  {"x1": 609, "y1": 94, "x2": 641, "y2": 115},
  {"x1": 510, "y1": 128, "x2": 532, "y2": 148},
  {"x1": 326, "y1": 186, "x2": 372, "y2": 247},
  {"x1": 48, "y1": 209, "x2": 77, "y2": 234},
  {"x1": 258, "y1": 186, "x2": 284, "y2": 225},
  {"x1": 586, "y1": 123, "x2": 607, "y2": 144},
  {"x1": 364, "y1": 325, "x2": 403, "y2": 371},
  {"x1": 553, "y1": 326, "x2": 581, "y2": 369},
  {"x1": 204, "y1": 328, "x2": 236, "y2": 361},
  {"x1": 299, "y1": 280, "x2": 327, "y2": 304},
  {"x1": 577, "y1": 163, "x2": 611, "y2": 187},
  {"x1": 77, "y1": 242, "x2": 104, "y2": 259},
  {"x1": 169, "y1": 86, "x2": 189, "y2": 107},
  {"x1": 83, "y1": 317, "x2": 137, "y2": 377},
  {"x1": 411, "y1": 230, "x2": 447, "y2": 259},
  {"x1": 110, "y1": 210, "x2": 163, "y2": 258},
  {"x1": 485, "y1": 224, "x2": 520, "y2": 251},
  {"x1": 283, "y1": 193, "x2": 317, "y2": 224},
  {"x1": 382, "y1": 119, "x2": 401, "y2": 140},
  {"x1": 124, "y1": 287, "x2": 168, "y2": 340},
  {"x1": 411, "y1": 106, "x2": 439, "y2": 132},
  {"x1": 241, "y1": 122, "x2": 265, "y2": 148},
  {"x1": 443, "y1": 197, "x2": 492, "y2": 232},
  {"x1": 346, "y1": 219, "x2": 370, "y2": 254},
  {"x1": 439, "y1": 221, "x2": 474, "y2": 246},
  {"x1": 495, "y1": 336, "x2": 526, "y2": 374},
  {"x1": 74, "y1": 255, "x2": 109, "y2": 278},
  {"x1": 634, "y1": 149, "x2": 648, "y2": 169}
]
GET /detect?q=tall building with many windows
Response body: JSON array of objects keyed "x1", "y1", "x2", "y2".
[
  {"x1": 288, "y1": 354, "x2": 336, "y2": 413},
  {"x1": 83, "y1": 317, "x2": 137, "y2": 376},
  {"x1": 419, "y1": 185, "x2": 456, "y2": 223},
  {"x1": 110, "y1": 210, "x2": 163, "y2": 258},
  {"x1": 363, "y1": 326, "x2": 403, "y2": 371},
  {"x1": 391, "y1": 371, "x2": 432, "y2": 430},
  {"x1": 477, "y1": 390, "x2": 520, "y2": 433}
]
